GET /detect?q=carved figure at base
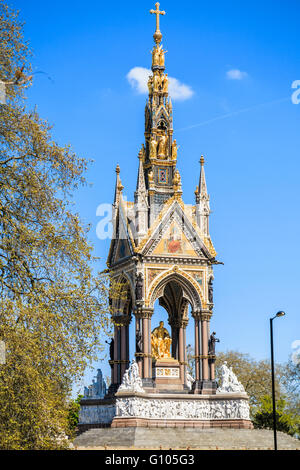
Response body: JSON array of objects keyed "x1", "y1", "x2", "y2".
[
  {"x1": 151, "y1": 321, "x2": 172, "y2": 360},
  {"x1": 118, "y1": 360, "x2": 145, "y2": 394},
  {"x1": 217, "y1": 361, "x2": 246, "y2": 394}
]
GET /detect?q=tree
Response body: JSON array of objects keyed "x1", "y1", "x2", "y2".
[
  {"x1": 67, "y1": 395, "x2": 83, "y2": 437},
  {"x1": 252, "y1": 395, "x2": 299, "y2": 437},
  {"x1": 0, "y1": 1, "x2": 112, "y2": 449},
  {"x1": 279, "y1": 358, "x2": 300, "y2": 437}
]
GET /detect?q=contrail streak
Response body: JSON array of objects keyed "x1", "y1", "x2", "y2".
[{"x1": 175, "y1": 97, "x2": 290, "y2": 132}]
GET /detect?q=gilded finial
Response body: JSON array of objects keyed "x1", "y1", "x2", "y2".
[
  {"x1": 138, "y1": 144, "x2": 145, "y2": 160},
  {"x1": 150, "y1": 2, "x2": 166, "y2": 45},
  {"x1": 117, "y1": 180, "x2": 124, "y2": 192},
  {"x1": 116, "y1": 164, "x2": 120, "y2": 174},
  {"x1": 200, "y1": 155, "x2": 205, "y2": 166}
]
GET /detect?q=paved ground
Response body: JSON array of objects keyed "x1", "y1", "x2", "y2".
[{"x1": 74, "y1": 427, "x2": 300, "y2": 450}]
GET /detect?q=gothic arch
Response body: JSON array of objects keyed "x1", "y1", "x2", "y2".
[{"x1": 147, "y1": 268, "x2": 204, "y2": 312}]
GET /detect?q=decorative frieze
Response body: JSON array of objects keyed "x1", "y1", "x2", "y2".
[
  {"x1": 79, "y1": 403, "x2": 116, "y2": 425},
  {"x1": 115, "y1": 395, "x2": 250, "y2": 421},
  {"x1": 155, "y1": 367, "x2": 180, "y2": 378}
]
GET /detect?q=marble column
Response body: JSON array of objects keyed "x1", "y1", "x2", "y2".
[
  {"x1": 135, "y1": 307, "x2": 154, "y2": 381},
  {"x1": 201, "y1": 314, "x2": 209, "y2": 381},
  {"x1": 178, "y1": 320, "x2": 188, "y2": 384},
  {"x1": 113, "y1": 324, "x2": 119, "y2": 384},
  {"x1": 199, "y1": 310, "x2": 217, "y2": 394},
  {"x1": 193, "y1": 313, "x2": 201, "y2": 382},
  {"x1": 171, "y1": 324, "x2": 179, "y2": 359},
  {"x1": 120, "y1": 319, "x2": 130, "y2": 379},
  {"x1": 135, "y1": 316, "x2": 142, "y2": 377}
]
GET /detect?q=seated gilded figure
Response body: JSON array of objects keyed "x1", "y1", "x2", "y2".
[{"x1": 151, "y1": 321, "x2": 172, "y2": 360}]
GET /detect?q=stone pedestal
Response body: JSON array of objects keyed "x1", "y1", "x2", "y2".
[
  {"x1": 191, "y1": 379, "x2": 218, "y2": 395},
  {"x1": 152, "y1": 358, "x2": 183, "y2": 390},
  {"x1": 78, "y1": 391, "x2": 253, "y2": 431}
]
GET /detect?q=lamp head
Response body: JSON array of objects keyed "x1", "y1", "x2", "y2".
[{"x1": 276, "y1": 311, "x2": 286, "y2": 318}]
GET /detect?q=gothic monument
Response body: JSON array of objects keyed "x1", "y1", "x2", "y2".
[{"x1": 79, "y1": 3, "x2": 252, "y2": 431}]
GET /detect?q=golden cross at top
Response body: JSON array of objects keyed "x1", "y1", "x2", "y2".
[{"x1": 150, "y1": 2, "x2": 165, "y2": 44}]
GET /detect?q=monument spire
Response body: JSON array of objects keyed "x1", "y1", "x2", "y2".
[
  {"x1": 150, "y1": 2, "x2": 166, "y2": 45},
  {"x1": 196, "y1": 156, "x2": 208, "y2": 202},
  {"x1": 113, "y1": 164, "x2": 123, "y2": 207},
  {"x1": 134, "y1": 147, "x2": 149, "y2": 242},
  {"x1": 144, "y1": 3, "x2": 181, "y2": 223},
  {"x1": 195, "y1": 156, "x2": 210, "y2": 235}
]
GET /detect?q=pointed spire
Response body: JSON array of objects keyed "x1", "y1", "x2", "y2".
[
  {"x1": 196, "y1": 155, "x2": 208, "y2": 203},
  {"x1": 135, "y1": 146, "x2": 147, "y2": 195},
  {"x1": 195, "y1": 156, "x2": 210, "y2": 235},
  {"x1": 134, "y1": 148, "x2": 149, "y2": 241},
  {"x1": 113, "y1": 164, "x2": 123, "y2": 207}
]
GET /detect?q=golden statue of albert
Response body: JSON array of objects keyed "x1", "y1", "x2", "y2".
[{"x1": 151, "y1": 321, "x2": 172, "y2": 360}]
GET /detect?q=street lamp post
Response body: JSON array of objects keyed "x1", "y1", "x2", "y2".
[{"x1": 270, "y1": 311, "x2": 285, "y2": 451}]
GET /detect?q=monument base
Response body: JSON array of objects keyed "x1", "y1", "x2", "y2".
[
  {"x1": 191, "y1": 379, "x2": 218, "y2": 395},
  {"x1": 74, "y1": 427, "x2": 300, "y2": 450},
  {"x1": 78, "y1": 391, "x2": 252, "y2": 431},
  {"x1": 151, "y1": 358, "x2": 183, "y2": 391}
]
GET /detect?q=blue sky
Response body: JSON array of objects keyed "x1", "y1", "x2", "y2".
[{"x1": 9, "y1": 0, "x2": 300, "y2": 391}]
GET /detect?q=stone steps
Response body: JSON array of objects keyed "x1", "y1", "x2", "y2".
[{"x1": 74, "y1": 427, "x2": 300, "y2": 450}]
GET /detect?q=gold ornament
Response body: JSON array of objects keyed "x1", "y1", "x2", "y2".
[
  {"x1": 147, "y1": 76, "x2": 153, "y2": 94},
  {"x1": 149, "y1": 136, "x2": 158, "y2": 159},
  {"x1": 150, "y1": 2, "x2": 166, "y2": 45},
  {"x1": 162, "y1": 74, "x2": 168, "y2": 93},
  {"x1": 171, "y1": 139, "x2": 178, "y2": 160},
  {"x1": 151, "y1": 321, "x2": 172, "y2": 360},
  {"x1": 152, "y1": 46, "x2": 160, "y2": 66},
  {"x1": 153, "y1": 72, "x2": 161, "y2": 92},
  {"x1": 157, "y1": 134, "x2": 167, "y2": 158},
  {"x1": 148, "y1": 169, "x2": 154, "y2": 185},
  {"x1": 173, "y1": 169, "x2": 181, "y2": 189}
]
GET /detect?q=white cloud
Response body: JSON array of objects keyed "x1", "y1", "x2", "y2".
[
  {"x1": 168, "y1": 76, "x2": 194, "y2": 100},
  {"x1": 226, "y1": 69, "x2": 248, "y2": 80},
  {"x1": 126, "y1": 66, "x2": 194, "y2": 101},
  {"x1": 127, "y1": 67, "x2": 151, "y2": 94}
]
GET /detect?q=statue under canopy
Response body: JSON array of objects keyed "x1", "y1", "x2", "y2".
[{"x1": 151, "y1": 321, "x2": 172, "y2": 360}]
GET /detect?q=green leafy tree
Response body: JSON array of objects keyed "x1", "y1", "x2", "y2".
[
  {"x1": 279, "y1": 358, "x2": 300, "y2": 437},
  {"x1": 252, "y1": 395, "x2": 299, "y2": 437},
  {"x1": 67, "y1": 395, "x2": 83, "y2": 437},
  {"x1": 0, "y1": 0, "x2": 112, "y2": 449}
]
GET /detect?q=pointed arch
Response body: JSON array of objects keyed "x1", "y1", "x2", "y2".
[{"x1": 147, "y1": 267, "x2": 204, "y2": 311}]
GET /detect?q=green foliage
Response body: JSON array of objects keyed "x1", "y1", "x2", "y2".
[
  {"x1": 0, "y1": 0, "x2": 113, "y2": 449},
  {"x1": 67, "y1": 395, "x2": 83, "y2": 436},
  {"x1": 252, "y1": 395, "x2": 300, "y2": 437}
]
